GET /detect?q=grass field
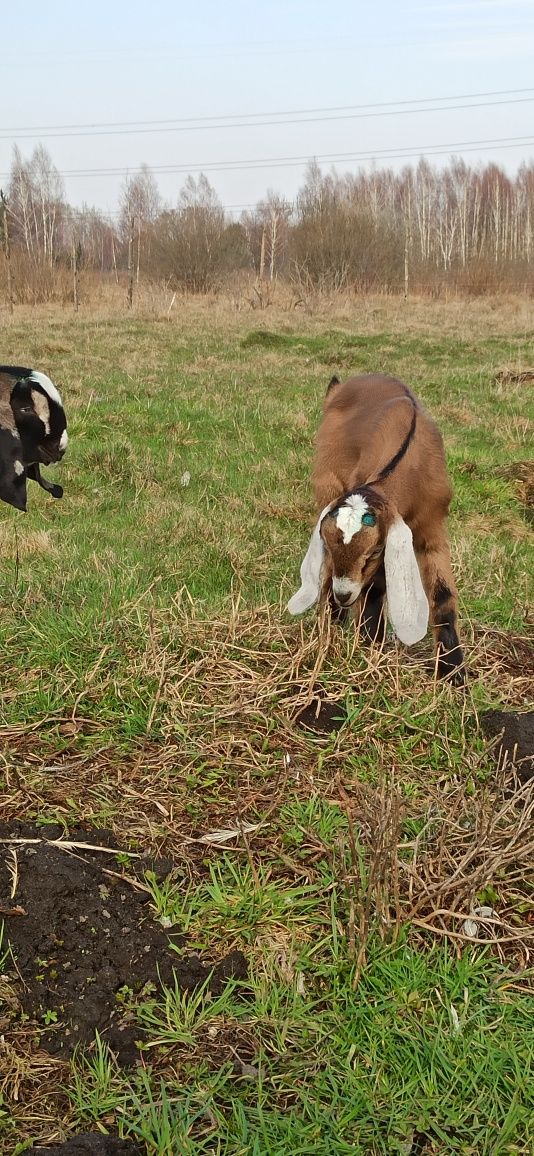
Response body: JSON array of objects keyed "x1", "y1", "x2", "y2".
[{"x1": 0, "y1": 294, "x2": 533, "y2": 1154}]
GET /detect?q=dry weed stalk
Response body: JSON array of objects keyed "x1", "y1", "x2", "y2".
[
  {"x1": 405, "y1": 773, "x2": 534, "y2": 916},
  {"x1": 338, "y1": 776, "x2": 403, "y2": 984},
  {"x1": 341, "y1": 768, "x2": 534, "y2": 959}
]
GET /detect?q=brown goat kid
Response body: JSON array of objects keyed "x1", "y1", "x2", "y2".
[{"x1": 288, "y1": 374, "x2": 465, "y2": 684}]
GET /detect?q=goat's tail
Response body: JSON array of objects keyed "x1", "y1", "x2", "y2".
[{"x1": 326, "y1": 375, "x2": 340, "y2": 395}]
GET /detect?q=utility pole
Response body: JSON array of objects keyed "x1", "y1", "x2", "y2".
[
  {"x1": 404, "y1": 185, "x2": 412, "y2": 301},
  {"x1": 127, "y1": 212, "x2": 135, "y2": 308},
  {"x1": 72, "y1": 237, "x2": 79, "y2": 312},
  {"x1": 259, "y1": 225, "x2": 266, "y2": 281}
]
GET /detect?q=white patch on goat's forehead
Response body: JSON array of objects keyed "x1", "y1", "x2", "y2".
[
  {"x1": 14, "y1": 459, "x2": 24, "y2": 476},
  {"x1": 335, "y1": 493, "x2": 369, "y2": 544},
  {"x1": 59, "y1": 429, "x2": 68, "y2": 452},
  {"x1": 31, "y1": 389, "x2": 51, "y2": 434},
  {"x1": 29, "y1": 371, "x2": 63, "y2": 408}
]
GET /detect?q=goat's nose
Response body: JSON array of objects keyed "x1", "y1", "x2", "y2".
[{"x1": 334, "y1": 590, "x2": 353, "y2": 606}]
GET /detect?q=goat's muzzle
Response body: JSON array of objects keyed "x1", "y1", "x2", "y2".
[
  {"x1": 333, "y1": 590, "x2": 356, "y2": 607},
  {"x1": 37, "y1": 443, "x2": 65, "y2": 465}
]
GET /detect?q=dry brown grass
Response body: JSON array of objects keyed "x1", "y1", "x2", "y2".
[
  {"x1": 0, "y1": 526, "x2": 55, "y2": 561},
  {"x1": 0, "y1": 599, "x2": 532, "y2": 910},
  {"x1": 0, "y1": 1030, "x2": 71, "y2": 1145},
  {"x1": 496, "y1": 459, "x2": 534, "y2": 516},
  {"x1": 2, "y1": 280, "x2": 534, "y2": 342},
  {"x1": 0, "y1": 606, "x2": 532, "y2": 1149}
]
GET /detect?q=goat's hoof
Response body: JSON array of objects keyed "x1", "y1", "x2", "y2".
[
  {"x1": 439, "y1": 662, "x2": 467, "y2": 687},
  {"x1": 437, "y1": 642, "x2": 466, "y2": 687}
]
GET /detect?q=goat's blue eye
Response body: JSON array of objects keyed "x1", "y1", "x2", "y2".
[{"x1": 362, "y1": 512, "x2": 376, "y2": 526}]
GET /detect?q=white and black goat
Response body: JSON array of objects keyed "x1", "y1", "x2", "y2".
[
  {"x1": 0, "y1": 365, "x2": 68, "y2": 511},
  {"x1": 288, "y1": 374, "x2": 465, "y2": 684}
]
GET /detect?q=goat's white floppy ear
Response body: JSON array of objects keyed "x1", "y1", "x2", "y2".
[
  {"x1": 384, "y1": 517, "x2": 429, "y2": 644},
  {"x1": 287, "y1": 502, "x2": 335, "y2": 615}
]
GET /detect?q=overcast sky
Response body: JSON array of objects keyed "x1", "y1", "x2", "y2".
[{"x1": 2, "y1": 0, "x2": 534, "y2": 217}]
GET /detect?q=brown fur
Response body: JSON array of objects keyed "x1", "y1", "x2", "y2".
[{"x1": 313, "y1": 374, "x2": 465, "y2": 682}]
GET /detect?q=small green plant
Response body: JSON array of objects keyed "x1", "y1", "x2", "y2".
[
  {"x1": 144, "y1": 869, "x2": 192, "y2": 929},
  {"x1": 41, "y1": 1008, "x2": 58, "y2": 1025},
  {"x1": 0, "y1": 922, "x2": 12, "y2": 973},
  {"x1": 124, "y1": 1070, "x2": 221, "y2": 1155},
  {"x1": 115, "y1": 852, "x2": 133, "y2": 869},
  {"x1": 115, "y1": 984, "x2": 135, "y2": 1007},
  {"x1": 70, "y1": 1033, "x2": 125, "y2": 1123},
  {"x1": 136, "y1": 973, "x2": 241, "y2": 1050}
]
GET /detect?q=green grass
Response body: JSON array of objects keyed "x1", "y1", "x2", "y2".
[
  {"x1": 67, "y1": 937, "x2": 534, "y2": 1154},
  {"x1": 1, "y1": 300, "x2": 533, "y2": 1153}
]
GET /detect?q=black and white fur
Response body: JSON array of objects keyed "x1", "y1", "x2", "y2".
[{"x1": 0, "y1": 366, "x2": 68, "y2": 511}]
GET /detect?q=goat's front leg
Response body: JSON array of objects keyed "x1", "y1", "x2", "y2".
[
  {"x1": 357, "y1": 564, "x2": 387, "y2": 646},
  {"x1": 26, "y1": 463, "x2": 63, "y2": 499},
  {"x1": 416, "y1": 536, "x2": 466, "y2": 685}
]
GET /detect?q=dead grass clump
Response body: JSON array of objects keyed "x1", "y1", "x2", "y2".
[
  {"x1": 470, "y1": 626, "x2": 534, "y2": 707},
  {"x1": 335, "y1": 770, "x2": 534, "y2": 972},
  {"x1": 403, "y1": 775, "x2": 534, "y2": 935},
  {"x1": 495, "y1": 368, "x2": 534, "y2": 386},
  {"x1": 0, "y1": 599, "x2": 530, "y2": 840},
  {"x1": 149, "y1": 602, "x2": 534, "y2": 963},
  {"x1": 0, "y1": 1030, "x2": 71, "y2": 1147},
  {"x1": 438, "y1": 402, "x2": 478, "y2": 427},
  {"x1": 496, "y1": 459, "x2": 534, "y2": 520},
  {"x1": 0, "y1": 526, "x2": 55, "y2": 560}
]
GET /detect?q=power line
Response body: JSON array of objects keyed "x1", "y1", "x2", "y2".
[
  {"x1": 0, "y1": 33, "x2": 444, "y2": 66},
  {"x1": 4, "y1": 86, "x2": 533, "y2": 131},
  {"x1": 58, "y1": 202, "x2": 257, "y2": 220},
  {"x1": 2, "y1": 133, "x2": 533, "y2": 182},
  {"x1": 1, "y1": 88, "x2": 534, "y2": 141}
]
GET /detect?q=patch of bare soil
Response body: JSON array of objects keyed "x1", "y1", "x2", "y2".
[
  {"x1": 0, "y1": 824, "x2": 247, "y2": 1065},
  {"x1": 480, "y1": 710, "x2": 534, "y2": 782},
  {"x1": 28, "y1": 1138, "x2": 145, "y2": 1155},
  {"x1": 294, "y1": 691, "x2": 346, "y2": 734}
]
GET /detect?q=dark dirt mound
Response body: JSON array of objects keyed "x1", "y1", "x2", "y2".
[
  {"x1": 0, "y1": 824, "x2": 247, "y2": 1064},
  {"x1": 480, "y1": 710, "x2": 534, "y2": 781},
  {"x1": 291, "y1": 683, "x2": 345, "y2": 734},
  {"x1": 295, "y1": 696, "x2": 346, "y2": 734},
  {"x1": 28, "y1": 1136, "x2": 145, "y2": 1155}
]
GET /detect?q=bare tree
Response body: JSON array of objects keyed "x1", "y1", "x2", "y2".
[
  {"x1": 242, "y1": 191, "x2": 292, "y2": 279},
  {"x1": 119, "y1": 165, "x2": 161, "y2": 281},
  {"x1": 8, "y1": 145, "x2": 65, "y2": 266},
  {"x1": 151, "y1": 174, "x2": 226, "y2": 291},
  {"x1": 2, "y1": 138, "x2": 534, "y2": 300}
]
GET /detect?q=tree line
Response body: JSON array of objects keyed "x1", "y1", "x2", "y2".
[{"x1": 1, "y1": 144, "x2": 534, "y2": 304}]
